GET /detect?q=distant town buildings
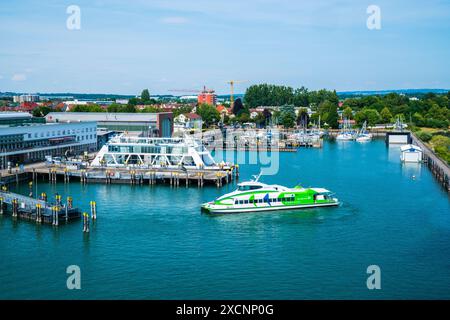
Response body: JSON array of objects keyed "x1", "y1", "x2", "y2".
[
  {"x1": 115, "y1": 99, "x2": 129, "y2": 105},
  {"x1": 13, "y1": 94, "x2": 40, "y2": 103}
]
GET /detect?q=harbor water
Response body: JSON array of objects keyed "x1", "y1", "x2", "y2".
[{"x1": 0, "y1": 139, "x2": 449, "y2": 299}]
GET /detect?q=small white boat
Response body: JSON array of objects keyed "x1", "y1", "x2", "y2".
[
  {"x1": 336, "y1": 132, "x2": 355, "y2": 141},
  {"x1": 356, "y1": 122, "x2": 373, "y2": 142},
  {"x1": 336, "y1": 118, "x2": 355, "y2": 141},
  {"x1": 356, "y1": 134, "x2": 372, "y2": 142}
]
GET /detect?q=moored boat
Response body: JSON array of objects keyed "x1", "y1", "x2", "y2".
[{"x1": 355, "y1": 121, "x2": 373, "y2": 142}]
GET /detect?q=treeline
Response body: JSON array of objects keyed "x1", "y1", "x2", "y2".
[
  {"x1": 244, "y1": 84, "x2": 340, "y2": 128},
  {"x1": 243, "y1": 83, "x2": 450, "y2": 129},
  {"x1": 244, "y1": 84, "x2": 339, "y2": 108},
  {"x1": 342, "y1": 92, "x2": 450, "y2": 128}
]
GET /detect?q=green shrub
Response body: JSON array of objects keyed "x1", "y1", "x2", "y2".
[{"x1": 416, "y1": 131, "x2": 432, "y2": 142}]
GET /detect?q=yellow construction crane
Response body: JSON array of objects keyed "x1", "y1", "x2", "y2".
[{"x1": 227, "y1": 80, "x2": 248, "y2": 108}]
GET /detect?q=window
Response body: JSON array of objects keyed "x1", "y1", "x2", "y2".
[{"x1": 238, "y1": 185, "x2": 263, "y2": 191}]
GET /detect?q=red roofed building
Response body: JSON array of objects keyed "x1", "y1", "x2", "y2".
[
  {"x1": 17, "y1": 102, "x2": 39, "y2": 112},
  {"x1": 216, "y1": 105, "x2": 231, "y2": 115},
  {"x1": 174, "y1": 113, "x2": 203, "y2": 130}
]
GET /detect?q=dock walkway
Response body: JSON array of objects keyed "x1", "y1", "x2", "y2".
[{"x1": 0, "y1": 189, "x2": 81, "y2": 224}]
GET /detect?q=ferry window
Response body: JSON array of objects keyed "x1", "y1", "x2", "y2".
[
  {"x1": 238, "y1": 185, "x2": 263, "y2": 191},
  {"x1": 234, "y1": 200, "x2": 238, "y2": 205}
]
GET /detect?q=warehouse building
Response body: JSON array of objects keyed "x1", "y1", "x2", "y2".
[{"x1": 45, "y1": 112, "x2": 173, "y2": 137}]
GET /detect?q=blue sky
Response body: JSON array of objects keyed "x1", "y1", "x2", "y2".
[{"x1": 0, "y1": 0, "x2": 449, "y2": 95}]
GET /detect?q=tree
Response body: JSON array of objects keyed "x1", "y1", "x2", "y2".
[
  {"x1": 141, "y1": 106, "x2": 162, "y2": 113},
  {"x1": 380, "y1": 107, "x2": 393, "y2": 123},
  {"x1": 354, "y1": 108, "x2": 381, "y2": 126},
  {"x1": 128, "y1": 97, "x2": 139, "y2": 106},
  {"x1": 279, "y1": 105, "x2": 296, "y2": 128},
  {"x1": 196, "y1": 103, "x2": 220, "y2": 127},
  {"x1": 365, "y1": 109, "x2": 381, "y2": 126},
  {"x1": 254, "y1": 112, "x2": 266, "y2": 128},
  {"x1": 293, "y1": 86, "x2": 309, "y2": 107},
  {"x1": 107, "y1": 103, "x2": 122, "y2": 113},
  {"x1": 262, "y1": 108, "x2": 272, "y2": 126},
  {"x1": 412, "y1": 112, "x2": 425, "y2": 126},
  {"x1": 172, "y1": 105, "x2": 193, "y2": 117},
  {"x1": 141, "y1": 89, "x2": 150, "y2": 102},
  {"x1": 232, "y1": 98, "x2": 245, "y2": 115},
  {"x1": 124, "y1": 104, "x2": 137, "y2": 113},
  {"x1": 238, "y1": 112, "x2": 250, "y2": 123},
  {"x1": 71, "y1": 104, "x2": 105, "y2": 112},
  {"x1": 32, "y1": 106, "x2": 52, "y2": 117},
  {"x1": 297, "y1": 108, "x2": 309, "y2": 127},
  {"x1": 318, "y1": 100, "x2": 338, "y2": 129},
  {"x1": 244, "y1": 84, "x2": 294, "y2": 108},
  {"x1": 280, "y1": 111, "x2": 296, "y2": 128},
  {"x1": 343, "y1": 107, "x2": 353, "y2": 119}
]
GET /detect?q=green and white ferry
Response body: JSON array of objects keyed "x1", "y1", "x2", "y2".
[{"x1": 201, "y1": 175, "x2": 339, "y2": 214}]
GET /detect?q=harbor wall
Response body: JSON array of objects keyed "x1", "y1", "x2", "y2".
[{"x1": 410, "y1": 132, "x2": 450, "y2": 193}]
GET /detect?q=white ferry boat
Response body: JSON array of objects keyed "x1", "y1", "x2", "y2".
[
  {"x1": 92, "y1": 134, "x2": 227, "y2": 169},
  {"x1": 201, "y1": 175, "x2": 339, "y2": 214}
]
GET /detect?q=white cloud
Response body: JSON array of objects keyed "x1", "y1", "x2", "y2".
[
  {"x1": 12, "y1": 73, "x2": 27, "y2": 81},
  {"x1": 160, "y1": 16, "x2": 188, "y2": 24}
]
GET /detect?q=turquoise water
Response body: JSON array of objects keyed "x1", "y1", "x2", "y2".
[{"x1": 0, "y1": 140, "x2": 449, "y2": 299}]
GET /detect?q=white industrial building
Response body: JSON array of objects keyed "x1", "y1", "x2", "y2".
[{"x1": 0, "y1": 121, "x2": 97, "y2": 168}]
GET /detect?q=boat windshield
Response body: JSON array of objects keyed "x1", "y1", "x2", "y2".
[{"x1": 238, "y1": 185, "x2": 263, "y2": 191}]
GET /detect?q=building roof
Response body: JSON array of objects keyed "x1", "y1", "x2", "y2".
[
  {"x1": 216, "y1": 105, "x2": 229, "y2": 113},
  {"x1": 0, "y1": 112, "x2": 33, "y2": 120},
  {"x1": 46, "y1": 112, "x2": 172, "y2": 122},
  {"x1": 400, "y1": 144, "x2": 422, "y2": 152},
  {"x1": 184, "y1": 113, "x2": 201, "y2": 119}
]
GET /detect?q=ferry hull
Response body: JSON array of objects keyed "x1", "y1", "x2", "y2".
[{"x1": 201, "y1": 201, "x2": 340, "y2": 214}]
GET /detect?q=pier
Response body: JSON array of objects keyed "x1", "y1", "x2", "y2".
[
  {"x1": 0, "y1": 189, "x2": 81, "y2": 224},
  {"x1": 26, "y1": 164, "x2": 238, "y2": 188}
]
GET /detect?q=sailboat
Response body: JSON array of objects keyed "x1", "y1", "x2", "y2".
[
  {"x1": 336, "y1": 118, "x2": 355, "y2": 141},
  {"x1": 356, "y1": 121, "x2": 373, "y2": 142}
]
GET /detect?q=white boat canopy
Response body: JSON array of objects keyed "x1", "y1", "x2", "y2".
[{"x1": 400, "y1": 144, "x2": 422, "y2": 152}]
